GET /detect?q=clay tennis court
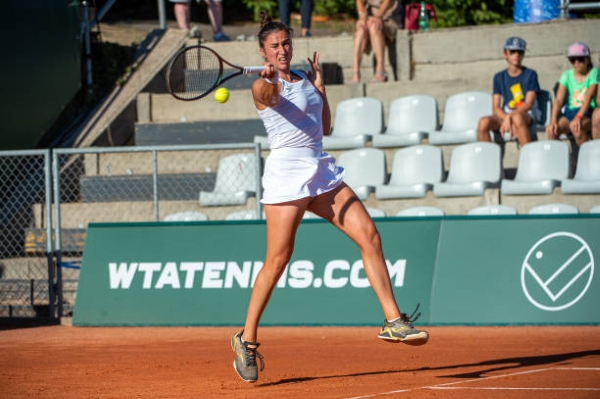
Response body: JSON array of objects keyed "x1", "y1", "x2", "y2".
[{"x1": 1, "y1": 325, "x2": 599, "y2": 398}]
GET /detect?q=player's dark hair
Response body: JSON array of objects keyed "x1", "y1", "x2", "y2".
[{"x1": 258, "y1": 10, "x2": 293, "y2": 49}]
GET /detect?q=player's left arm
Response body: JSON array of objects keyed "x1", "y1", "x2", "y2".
[{"x1": 307, "y1": 51, "x2": 332, "y2": 136}]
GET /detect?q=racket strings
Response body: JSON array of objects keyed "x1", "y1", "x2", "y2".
[{"x1": 170, "y1": 47, "x2": 222, "y2": 100}]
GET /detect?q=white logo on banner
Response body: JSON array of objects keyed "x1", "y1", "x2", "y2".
[{"x1": 521, "y1": 232, "x2": 594, "y2": 311}]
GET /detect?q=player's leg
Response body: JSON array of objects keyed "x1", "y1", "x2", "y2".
[
  {"x1": 308, "y1": 183, "x2": 428, "y2": 344},
  {"x1": 242, "y1": 200, "x2": 308, "y2": 342},
  {"x1": 232, "y1": 199, "x2": 309, "y2": 382},
  {"x1": 477, "y1": 115, "x2": 501, "y2": 142}
]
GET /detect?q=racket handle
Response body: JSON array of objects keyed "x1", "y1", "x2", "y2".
[{"x1": 243, "y1": 66, "x2": 267, "y2": 75}]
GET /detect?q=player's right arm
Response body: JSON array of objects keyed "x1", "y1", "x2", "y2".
[{"x1": 252, "y1": 63, "x2": 280, "y2": 110}]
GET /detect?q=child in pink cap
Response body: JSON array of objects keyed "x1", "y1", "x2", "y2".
[{"x1": 546, "y1": 41, "x2": 597, "y2": 149}]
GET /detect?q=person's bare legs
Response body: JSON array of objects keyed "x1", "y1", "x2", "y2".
[
  {"x1": 308, "y1": 184, "x2": 401, "y2": 320},
  {"x1": 511, "y1": 112, "x2": 532, "y2": 145},
  {"x1": 573, "y1": 118, "x2": 592, "y2": 147},
  {"x1": 368, "y1": 23, "x2": 386, "y2": 81},
  {"x1": 592, "y1": 108, "x2": 600, "y2": 140},
  {"x1": 173, "y1": 2, "x2": 191, "y2": 30},
  {"x1": 241, "y1": 199, "x2": 310, "y2": 343},
  {"x1": 205, "y1": 0, "x2": 223, "y2": 35},
  {"x1": 351, "y1": 20, "x2": 368, "y2": 83},
  {"x1": 477, "y1": 115, "x2": 501, "y2": 142}
]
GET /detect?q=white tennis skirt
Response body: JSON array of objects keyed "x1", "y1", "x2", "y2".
[{"x1": 261, "y1": 147, "x2": 345, "y2": 204}]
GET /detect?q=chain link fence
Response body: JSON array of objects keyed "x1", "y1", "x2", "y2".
[
  {"x1": 0, "y1": 150, "x2": 55, "y2": 318},
  {"x1": 0, "y1": 144, "x2": 262, "y2": 320}
]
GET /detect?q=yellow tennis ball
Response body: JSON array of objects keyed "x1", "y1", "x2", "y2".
[{"x1": 214, "y1": 87, "x2": 229, "y2": 103}]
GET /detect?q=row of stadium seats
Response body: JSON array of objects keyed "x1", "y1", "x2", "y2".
[
  {"x1": 195, "y1": 139, "x2": 599, "y2": 207},
  {"x1": 337, "y1": 140, "x2": 600, "y2": 200},
  {"x1": 253, "y1": 91, "x2": 552, "y2": 150},
  {"x1": 164, "y1": 203, "x2": 600, "y2": 221}
]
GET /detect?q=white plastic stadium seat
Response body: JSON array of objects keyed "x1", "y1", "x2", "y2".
[
  {"x1": 467, "y1": 205, "x2": 518, "y2": 216},
  {"x1": 366, "y1": 207, "x2": 386, "y2": 218},
  {"x1": 590, "y1": 205, "x2": 600, "y2": 214},
  {"x1": 375, "y1": 145, "x2": 443, "y2": 199},
  {"x1": 164, "y1": 211, "x2": 209, "y2": 221},
  {"x1": 303, "y1": 208, "x2": 385, "y2": 219},
  {"x1": 433, "y1": 142, "x2": 502, "y2": 197},
  {"x1": 200, "y1": 153, "x2": 258, "y2": 206},
  {"x1": 253, "y1": 135, "x2": 269, "y2": 149},
  {"x1": 528, "y1": 203, "x2": 579, "y2": 215},
  {"x1": 428, "y1": 91, "x2": 492, "y2": 145},
  {"x1": 372, "y1": 95, "x2": 438, "y2": 147},
  {"x1": 224, "y1": 209, "x2": 265, "y2": 220},
  {"x1": 395, "y1": 206, "x2": 445, "y2": 217},
  {"x1": 303, "y1": 211, "x2": 322, "y2": 219},
  {"x1": 322, "y1": 97, "x2": 383, "y2": 150},
  {"x1": 501, "y1": 141, "x2": 571, "y2": 195},
  {"x1": 337, "y1": 147, "x2": 387, "y2": 200},
  {"x1": 561, "y1": 140, "x2": 600, "y2": 194}
]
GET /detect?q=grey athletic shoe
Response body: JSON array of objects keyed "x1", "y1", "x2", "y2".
[
  {"x1": 377, "y1": 307, "x2": 429, "y2": 345},
  {"x1": 231, "y1": 330, "x2": 264, "y2": 383}
]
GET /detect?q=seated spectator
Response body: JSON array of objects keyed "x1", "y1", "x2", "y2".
[
  {"x1": 592, "y1": 68, "x2": 600, "y2": 140},
  {"x1": 350, "y1": 0, "x2": 403, "y2": 83},
  {"x1": 477, "y1": 36, "x2": 541, "y2": 146},
  {"x1": 546, "y1": 42, "x2": 597, "y2": 148}
]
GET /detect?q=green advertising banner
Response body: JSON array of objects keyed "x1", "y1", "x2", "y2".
[
  {"x1": 430, "y1": 215, "x2": 600, "y2": 325},
  {"x1": 73, "y1": 215, "x2": 600, "y2": 326},
  {"x1": 73, "y1": 219, "x2": 439, "y2": 326}
]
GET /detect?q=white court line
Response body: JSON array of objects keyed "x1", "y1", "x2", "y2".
[{"x1": 342, "y1": 367, "x2": 600, "y2": 399}]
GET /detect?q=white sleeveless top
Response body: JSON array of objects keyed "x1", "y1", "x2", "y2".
[
  {"x1": 257, "y1": 71, "x2": 344, "y2": 204},
  {"x1": 257, "y1": 70, "x2": 323, "y2": 150}
]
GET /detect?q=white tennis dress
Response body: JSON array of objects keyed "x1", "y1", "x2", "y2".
[{"x1": 257, "y1": 70, "x2": 344, "y2": 204}]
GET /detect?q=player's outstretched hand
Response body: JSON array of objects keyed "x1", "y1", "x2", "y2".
[{"x1": 307, "y1": 51, "x2": 325, "y2": 94}]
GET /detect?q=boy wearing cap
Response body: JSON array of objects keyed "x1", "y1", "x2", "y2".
[
  {"x1": 546, "y1": 41, "x2": 597, "y2": 147},
  {"x1": 478, "y1": 36, "x2": 541, "y2": 145}
]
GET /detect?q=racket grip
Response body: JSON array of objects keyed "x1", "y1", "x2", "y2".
[{"x1": 243, "y1": 66, "x2": 267, "y2": 75}]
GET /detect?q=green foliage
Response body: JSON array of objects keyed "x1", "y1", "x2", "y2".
[
  {"x1": 427, "y1": 0, "x2": 513, "y2": 28},
  {"x1": 239, "y1": 0, "x2": 513, "y2": 26},
  {"x1": 240, "y1": 0, "x2": 356, "y2": 22},
  {"x1": 240, "y1": 0, "x2": 278, "y2": 22}
]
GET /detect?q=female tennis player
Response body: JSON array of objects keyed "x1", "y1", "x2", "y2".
[{"x1": 231, "y1": 11, "x2": 429, "y2": 383}]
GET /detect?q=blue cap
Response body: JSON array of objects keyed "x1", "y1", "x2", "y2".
[{"x1": 503, "y1": 37, "x2": 526, "y2": 51}]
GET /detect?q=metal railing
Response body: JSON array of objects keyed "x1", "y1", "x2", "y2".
[{"x1": 0, "y1": 143, "x2": 262, "y2": 319}]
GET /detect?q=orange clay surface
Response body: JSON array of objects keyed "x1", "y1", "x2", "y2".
[{"x1": 1, "y1": 325, "x2": 599, "y2": 398}]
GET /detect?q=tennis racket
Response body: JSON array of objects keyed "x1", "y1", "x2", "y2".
[{"x1": 166, "y1": 45, "x2": 266, "y2": 101}]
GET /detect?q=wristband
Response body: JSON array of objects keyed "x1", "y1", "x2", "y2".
[
  {"x1": 264, "y1": 72, "x2": 279, "y2": 85},
  {"x1": 575, "y1": 114, "x2": 582, "y2": 120}
]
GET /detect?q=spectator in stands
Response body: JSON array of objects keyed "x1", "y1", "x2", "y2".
[
  {"x1": 477, "y1": 36, "x2": 541, "y2": 146},
  {"x1": 170, "y1": 0, "x2": 231, "y2": 41},
  {"x1": 230, "y1": 11, "x2": 428, "y2": 384},
  {"x1": 350, "y1": 0, "x2": 403, "y2": 83},
  {"x1": 278, "y1": 0, "x2": 313, "y2": 37},
  {"x1": 546, "y1": 42, "x2": 597, "y2": 148}
]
